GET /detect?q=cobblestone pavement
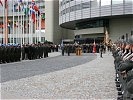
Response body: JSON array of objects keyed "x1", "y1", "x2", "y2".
[{"x1": 1, "y1": 52, "x2": 117, "y2": 99}]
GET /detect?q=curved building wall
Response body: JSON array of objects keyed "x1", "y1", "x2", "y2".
[
  {"x1": 59, "y1": 0, "x2": 133, "y2": 42},
  {"x1": 59, "y1": 0, "x2": 133, "y2": 27}
]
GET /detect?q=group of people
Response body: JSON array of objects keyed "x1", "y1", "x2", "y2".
[
  {"x1": 112, "y1": 38, "x2": 133, "y2": 99},
  {"x1": 0, "y1": 43, "x2": 59, "y2": 64},
  {"x1": 61, "y1": 43, "x2": 108, "y2": 56}
]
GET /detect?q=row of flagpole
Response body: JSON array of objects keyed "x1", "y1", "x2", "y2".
[{"x1": 0, "y1": 0, "x2": 42, "y2": 45}]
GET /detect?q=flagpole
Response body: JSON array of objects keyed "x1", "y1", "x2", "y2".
[
  {"x1": 39, "y1": 14, "x2": 41, "y2": 42},
  {"x1": 13, "y1": 0, "x2": 15, "y2": 44},
  {"x1": 26, "y1": 1, "x2": 28, "y2": 44},
  {"x1": 31, "y1": 17, "x2": 33, "y2": 44},
  {"x1": 39, "y1": 1, "x2": 41, "y2": 43},
  {"x1": 5, "y1": 0, "x2": 8, "y2": 44},
  {"x1": 15, "y1": 1, "x2": 17, "y2": 44},
  {"x1": 20, "y1": 4, "x2": 22, "y2": 46},
  {"x1": 22, "y1": 6, "x2": 25, "y2": 44},
  {"x1": 17, "y1": 2, "x2": 19, "y2": 44},
  {"x1": 36, "y1": 11, "x2": 38, "y2": 43},
  {"x1": 2, "y1": 0, "x2": 5, "y2": 44},
  {"x1": 34, "y1": 0, "x2": 37, "y2": 44},
  {"x1": 34, "y1": 11, "x2": 36, "y2": 44},
  {"x1": 29, "y1": 9, "x2": 31, "y2": 43}
]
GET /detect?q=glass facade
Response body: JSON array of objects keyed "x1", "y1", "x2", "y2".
[
  {"x1": 82, "y1": 2, "x2": 90, "y2": 9},
  {"x1": 76, "y1": 19, "x2": 109, "y2": 29},
  {"x1": 101, "y1": 0, "x2": 111, "y2": 6},
  {"x1": 112, "y1": 0, "x2": 123, "y2": 4},
  {"x1": 125, "y1": 0, "x2": 133, "y2": 3},
  {"x1": 91, "y1": 0, "x2": 100, "y2": 8},
  {"x1": 60, "y1": 0, "x2": 133, "y2": 15}
]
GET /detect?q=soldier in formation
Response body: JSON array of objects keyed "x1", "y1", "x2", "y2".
[
  {"x1": 0, "y1": 44, "x2": 21, "y2": 63},
  {"x1": 0, "y1": 42, "x2": 59, "y2": 64},
  {"x1": 112, "y1": 37, "x2": 133, "y2": 100},
  {"x1": 21, "y1": 43, "x2": 50, "y2": 60}
]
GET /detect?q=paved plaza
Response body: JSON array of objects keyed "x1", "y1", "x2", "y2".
[{"x1": 0, "y1": 52, "x2": 117, "y2": 99}]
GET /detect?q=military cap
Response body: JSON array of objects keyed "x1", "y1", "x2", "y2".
[{"x1": 119, "y1": 62, "x2": 133, "y2": 72}]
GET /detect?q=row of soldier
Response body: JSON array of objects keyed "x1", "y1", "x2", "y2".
[
  {"x1": 0, "y1": 43, "x2": 59, "y2": 64},
  {"x1": 112, "y1": 37, "x2": 133, "y2": 99}
]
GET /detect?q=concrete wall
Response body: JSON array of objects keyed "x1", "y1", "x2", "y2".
[
  {"x1": 74, "y1": 27, "x2": 104, "y2": 35},
  {"x1": 61, "y1": 28, "x2": 75, "y2": 40},
  {"x1": 109, "y1": 17, "x2": 133, "y2": 42},
  {"x1": 45, "y1": 0, "x2": 62, "y2": 44},
  {"x1": 45, "y1": 0, "x2": 54, "y2": 42},
  {"x1": 53, "y1": 0, "x2": 62, "y2": 44}
]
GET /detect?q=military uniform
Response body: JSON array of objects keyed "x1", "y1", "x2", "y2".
[{"x1": 113, "y1": 38, "x2": 133, "y2": 100}]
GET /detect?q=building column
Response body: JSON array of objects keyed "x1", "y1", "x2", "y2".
[{"x1": 45, "y1": 0, "x2": 61, "y2": 44}]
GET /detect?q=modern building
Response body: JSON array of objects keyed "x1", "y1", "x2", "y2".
[
  {"x1": 0, "y1": 0, "x2": 45, "y2": 44},
  {"x1": 59, "y1": 0, "x2": 133, "y2": 43}
]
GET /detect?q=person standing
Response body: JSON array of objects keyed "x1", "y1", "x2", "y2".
[
  {"x1": 99, "y1": 43, "x2": 103, "y2": 58},
  {"x1": 67, "y1": 44, "x2": 71, "y2": 56},
  {"x1": 61, "y1": 45, "x2": 65, "y2": 56}
]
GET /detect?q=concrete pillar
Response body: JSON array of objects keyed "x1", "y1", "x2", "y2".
[
  {"x1": 45, "y1": 0, "x2": 61, "y2": 44},
  {"x1": 45, "y1": 0, "x2": 54, "y2": 42}
]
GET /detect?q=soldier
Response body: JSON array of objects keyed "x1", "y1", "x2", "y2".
[
  {"x1": 99, "y1": 43, "x2": 103, "y2": 58},
  {"x1": 114, "y1": 37, "x2": 133, "y2": 100},
  {"x1": 61, "y1": 44, "x2": 65, "y2": 56},
  {"x1": 67, "y1": 44, "x2": 71, "y2": 56}
]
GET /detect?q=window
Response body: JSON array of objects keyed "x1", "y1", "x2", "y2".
[
  {"x1": 76, "y1": 4, "x2": 81, "y2": 10},
  {"x1": 70, "y1": 6, "x2": 75, "y2": 12},
  {"x1": 125, "y1": 0, "x2": 133, "y2": 3},
  {"x1": 101, "y1": 0, "x2": 111, "y2": 6},
  {"x1": 62, "y1": 9, "x2": 66, "y2": 14},
  {"x1": 76, "y1": 19, "x2": 109, "y2": 29},
  {"x1": 66, "y1": 0, "x2": 70, "y2": 3},
  {"x1": 61, "y1": 11, "x2": 63, "y2": 16},
  {"x1": 82, "y1": 2, "x2": 90, "y2": 9},
  {"x1": 66, "y1": 7, "x2": 70, "y2": 13},
  {"x1": 91, "y1": 0, "x2": 100, "y2": 8},
  {"x1": 112, "y1": 0, "x2": 123, "y2": 4}
]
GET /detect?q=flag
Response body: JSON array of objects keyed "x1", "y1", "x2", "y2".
[
  {"x1": 29, "y1": 7, "x2": 35, "y2": 23},
  {"x1": 0, "y1": 0, "x2": 3, "y2": 6},
  {"x1": 105, "y1": 27, "x2": 109, "y2": 45},
  {"x1": 33, "y1": 5, "x2": 39, "y2": 11},
  {"x1": 93, "y1": 39, "x2": 96, "y2": 53},
  {"x1": 30, "y1": 2, "x2": 40, "y2": 23},
  {"x1": 32, "y1": 11, "x2": 35, "y2": 23},
  {"x1": 32, "y1": 3, "x2": 40, "y2": 16},
  {"x1": 24, "y1": 6, "x2": 29, "y2": 15},
  {"x1": 42, "y1": 13, "x2": 45, "y2": 19}
]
